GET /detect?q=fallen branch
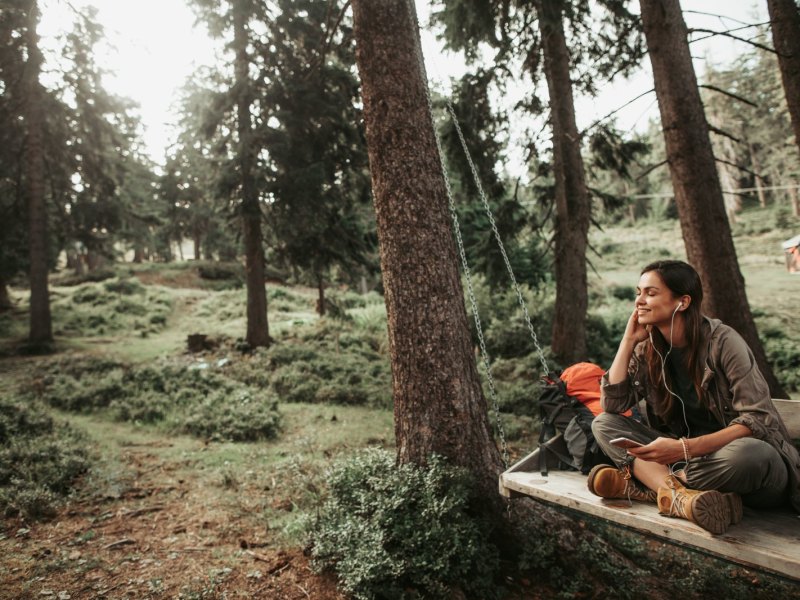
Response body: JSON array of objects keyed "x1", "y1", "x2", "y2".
[
  {"x1": 104, "y1": 538, "x2": 136, "y2": 550},
  {"x1": 121, "y1": 505, "x2": 165, "y2": 518}
]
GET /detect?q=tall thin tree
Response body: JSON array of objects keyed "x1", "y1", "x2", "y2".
[
  {"x1": 639, "y1": 0, "x2": 785, "y2": 396},
  {"x1": 23, "y1": 0, "x2": 52, "y2": 344},
  {"x1": 351, "y1": 0, "x2": 501, "y2": 495},
  {"x1": 233, "y1": 4, "x2": 269, "y2": 347},
  {"x1": 767, "y1": 0, "x2": 800, "y2": 158},
  {"x1": 536, "y1": 0, "x2": 591, "y2": 364}
]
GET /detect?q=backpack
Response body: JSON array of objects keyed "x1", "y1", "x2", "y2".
[{"x1": 536, "y1": 362, "x2": 617, "y2": 476}]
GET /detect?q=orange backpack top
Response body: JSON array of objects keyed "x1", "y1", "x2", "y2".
[{"x1": 559, "y1": 362, "x2": 632, "y2": 418}]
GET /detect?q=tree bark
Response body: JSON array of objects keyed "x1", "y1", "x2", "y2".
[
  {"x1": 0, "y1": 278, "x2": 12, "y2": 311},
  {"x1": 317, "y1": 276, "x2": 326, "y2": 317},
  {"x1": 133, "y1": 245, "x2": 145, "y2": 263},
  {"x1": 640, "y1": 0, "x2": 785, "y2": 397},
  {"x1": 351, "y1": 0, "x2": 502, "y2": 494},
  {"x1": 748, "y1": 143, "x2": 768, "y2": 208},
  {"x1": 790, "y1": 183, "x2": 800, "y2": 218},
  {"x1": 536, "y1": 0, "x2": 590, "y2": 364},
  {"x1": 234, "y1": 4, "x2": 269, "y2": 348},
  {"x1": 193, "y1": 232, "x2": 202, "y2": 261},
  {"x1": 768, "y1": 0, "x2": 800, "y2": 159},
  {"x1": 24, "y1": 0, "x2": 52, "y2": 345}
]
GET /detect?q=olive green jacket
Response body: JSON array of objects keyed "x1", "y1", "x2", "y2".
[{"x1": 601, "y1": 317, "x2": 800, "y2": 512}]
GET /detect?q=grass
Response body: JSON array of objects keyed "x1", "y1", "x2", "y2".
[{"x1": 0, "y1": 207, "x2": 798, "y2": 596}]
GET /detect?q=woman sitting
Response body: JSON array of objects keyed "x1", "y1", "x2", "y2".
[{"x1": 588, "y1": 260, "x2": 799, "y2": 534}]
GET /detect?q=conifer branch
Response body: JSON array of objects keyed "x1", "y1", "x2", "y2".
[
  {"x1": 688, "y1": 27, "x2": 776, "y2": 55},
  {"x1": 707, "y1": 124, "x2": 742, "y2": 144},
  {"x1": 580, "y1": 88, "x2": 656, "y2": 136},
  {"x1": 635, "y1": 159, "x2": 669, "y2": 180},
  {"x1": 699, "y1": 84, "x2": 758, "y2": 108}
]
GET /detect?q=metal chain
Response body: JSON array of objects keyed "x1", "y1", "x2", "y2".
[
  {"x1": 404, "y1": 0, "x2": 511, "y2": 469},
  {"x1": 444, "y1": 103, "x2": 551, "y2": 378}
]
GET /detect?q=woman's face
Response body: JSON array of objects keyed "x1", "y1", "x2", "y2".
[{"x1": 634, "y1": 270, "x2": 682, "y2": 327}]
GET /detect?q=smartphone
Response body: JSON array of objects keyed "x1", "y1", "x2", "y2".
[{"x1": 609, "y1": 437, "x2": 644, "y2": 449}]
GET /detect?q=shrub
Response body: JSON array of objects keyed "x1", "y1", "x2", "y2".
[
  {"x1": 54, "y1": 282, "x2": 172, "y2": 337},
  {"x1": 180, "y1": 389, "x2": 281, "y2": 442},
  {"x1": 311, "y1": 449, "x2": 499, "y2": 600},
  {"x1": 0, "y1": 396, "x2": 90, "y2": 520},
  {"x1": 33, "y1": 356, "x2": 283, "y2": 441},
  {"x1": 104, "y1": 277, "x2": 145, "y2": 295},
  {"x1": 197, "y1": 262, "x2": 243, "y2": 282}
]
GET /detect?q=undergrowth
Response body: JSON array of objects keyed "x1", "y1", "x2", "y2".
[
  {"x1": 310, "y1": 449, "x2": 500, "y2": 600},
  {"x1": 0, "y1": 395, "x2": 90, "y2": 520},
  {"x1": 50, "y1": 277, "x2": 173, "y2": 338},
  {"x1": 31, "y1": 355, "x2": 281, "y2": 442}
]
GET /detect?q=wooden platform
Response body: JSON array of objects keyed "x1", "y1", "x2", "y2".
[{"x1": 500, "y1": 399, "x2": 800, "y2": 581}]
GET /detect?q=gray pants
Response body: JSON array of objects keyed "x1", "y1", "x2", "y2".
[{"x1": 592, "y1": 412, "x2": 789, "y2": 508}]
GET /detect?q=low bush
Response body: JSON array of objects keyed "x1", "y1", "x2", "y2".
[
  {"x1": 51, "y1": 281, "x2": 172, "y2": 337},
  {"x1": 180, "y1": 389, "x2": 281, "y2": 442},
  {"x1": 0, "y1": 396, "x2": 90, "y2": 520},
  {"x1": 223, "y1": 323, "x2": 393, "y2": 409},
  {"x1": 311, "y1": 449, "x2": 500, "y2": 600},
  {"x1": 32, "y1": 356, "x2": 282, "y2": 442}
]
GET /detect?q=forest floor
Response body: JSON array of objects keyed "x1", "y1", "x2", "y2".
[
  {"x1": 1, "y1": 207, "x2": 797, "y2": 599},
  {"x1": 0, "y1": 389, "x2": 349, "y2": 600}
]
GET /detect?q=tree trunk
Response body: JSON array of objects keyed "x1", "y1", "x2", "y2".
[
  {"x1": 748, "y1": 143, "x2": 768, "y2": 208},
  {"x1": 790, "y1": 183, "x2": 800, "y2": 218},
  {"x1": 193, "y1": 232, "x2": 202, "y2": 261},
  {"x1": 234, "y1": 5, "x2": 269, "y2": 349},
  {"x1": 536, "y1": 0, "x2": 590, "y2": 364},
  {"x1": 317, "y1": 276, "x2": 326, "y2": 317},
  {"x1": 640, "y1": 0, "x2": 785, "y2": 397},
  {"x1": 0, "y1": 277, "x2": 12, "y2": 311},
  {"x1": 133, "y1": 245, "x2": 145, "y2": 263},
  {"x1": 86, "y1": 250, "x2": 104, "y2": 272},
  {"x1": 352, "y1": 0, "x2": 502, "y2": 498},
  {"x1": 24, "y1": 0, "x2": 52, "y2": 345},
  {"x1": 768, "y1": 0, "x2": 800, "y2": 158}
]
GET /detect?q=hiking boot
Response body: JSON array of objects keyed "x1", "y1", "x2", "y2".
[
  {"x1": 657, "y1": 475, "x2": 742, "y2": 534},
  {"x1": 587, "y1": 464, "x2": 657, "y2": 503}
]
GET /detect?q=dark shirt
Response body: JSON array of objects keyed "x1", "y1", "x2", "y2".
[{"x1": 665, "y1": 347, "x2": 723, "y2": 438}]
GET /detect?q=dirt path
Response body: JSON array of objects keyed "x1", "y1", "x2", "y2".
[{"x1": 0, "y1": 418, "x2": 345, "y2": 600}]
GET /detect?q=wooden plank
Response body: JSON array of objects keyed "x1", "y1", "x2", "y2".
[
  {"x1": 774, "y1": 399, "x2": 800, "y2": 438},
  {"x1": 500, "y1": 470, "x2": 800, "y2": 581}
]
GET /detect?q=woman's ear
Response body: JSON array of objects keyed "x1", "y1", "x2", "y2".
[{"x1": 678, "y1": 296, "x2": 691, "y2": 310}]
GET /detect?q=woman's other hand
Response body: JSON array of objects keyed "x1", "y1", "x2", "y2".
[{"x1": 627, "y1": 437, "x2": 684, "y2": 465}]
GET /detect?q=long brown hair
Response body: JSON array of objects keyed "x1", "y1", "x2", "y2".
[{"x1": 641, "y1": 260, "x2": 706, "y2": 420}]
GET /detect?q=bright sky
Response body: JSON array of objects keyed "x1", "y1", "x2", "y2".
[{"x1": 38, "y1": 0, "x2": 768, "y2": 168}]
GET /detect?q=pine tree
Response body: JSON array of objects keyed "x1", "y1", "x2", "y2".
[
  {"x1": 767, "y1": 0, "x2": 800, "y2": 159},
  {"x1": 351, "y1": 0, "x2": 502, "y2": 497},
  {"x1": 189, "y1": 0, "x2": 271, "y2": 347},
  {"x1": 435, "y1": 0, "x2": 644, "y2": 364},
  {"x1": 258, "y1": 0, "x2": 375, "y2": 313},
  {"x1": 23, "y1": 0, "x2": 52, "y2": 344},
  {"x1": 639, "y1": 0, "x2": 785, "y2": 396}
]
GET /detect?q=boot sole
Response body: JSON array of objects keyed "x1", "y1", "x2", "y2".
[
  {"x1": 724, "y1": 493, "x2": 743, "y2": 525},
  {"x1": 690, "y1": 490, "x2": 733, "y2": 534}
]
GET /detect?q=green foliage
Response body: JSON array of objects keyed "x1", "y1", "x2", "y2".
[
  {"x1": 181, "y1": 389, "x2": 281, "y2": 442},
  {"x1": 761, "y1": 333, "x2": 800, "y2": 393},
  {"x1": 311, "y1": 449, "x2": 500, "y2": 600},
  {"x1": 197, "y1": 262, "x2": 243, "y2": 284},
  {"x1": 50, "y1": 279, "x2": 172, "y2": 337},
  {"x1": 226, "y1": 323, "x2": 392, "y2": 408},
  {"x1": 32, "y1": 355, "x2": 282, "y2": 442},
  {"x1": 0, "y1": 396, "x2": 90, "y2": 520}
]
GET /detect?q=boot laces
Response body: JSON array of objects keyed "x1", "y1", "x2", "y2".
[{"x1": 667, "y1": 487, "x2": 689, "y2": 519}]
